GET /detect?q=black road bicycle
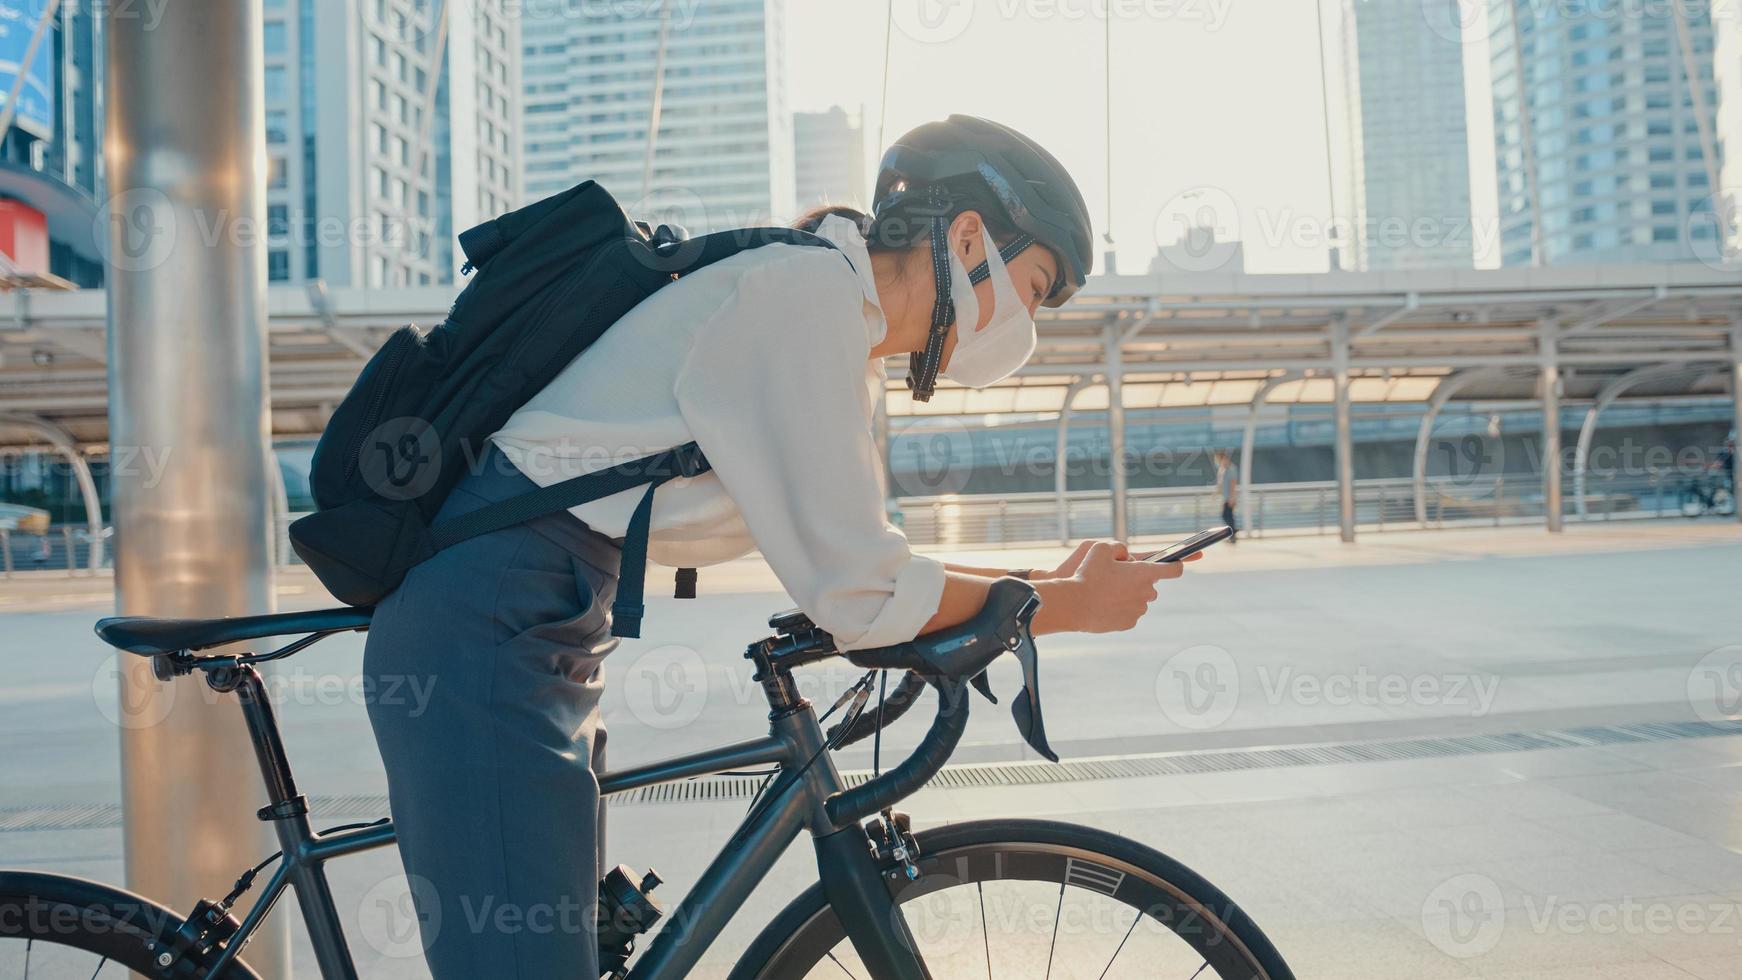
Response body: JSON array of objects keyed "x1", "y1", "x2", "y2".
[{"x1": 0, "y1": 579, "x2": 1296, "y2": 979}]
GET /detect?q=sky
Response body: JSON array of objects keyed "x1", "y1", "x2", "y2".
[{"x1": 785, "y1": 0, "x2": 1503, "y2": 273}]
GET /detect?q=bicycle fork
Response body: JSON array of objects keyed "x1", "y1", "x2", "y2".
[{"x1": 814, "y1": 825, "x2": 931, "y2": 980}]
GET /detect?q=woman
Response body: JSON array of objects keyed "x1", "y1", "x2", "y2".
[{"x1": 363, "y1": 115, "x2": 1188, "y2": 978}]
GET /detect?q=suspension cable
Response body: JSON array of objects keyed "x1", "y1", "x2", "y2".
[
  {"x1": 1313, "y1": 0, "x2": 1343, "y2": 270},
  {"x1": 877, "y1": 0, "x2": 895, "y2": 152},
  {"x1": 641, "y1": 0, "x2": 675, "y2": 197},
  {"x1": 1103, "y1": 3, "x2": 1115, "y2": 263}
]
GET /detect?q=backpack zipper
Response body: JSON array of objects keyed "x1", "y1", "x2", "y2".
[{"x1": 342, "y1": 329, "x2": 414, "y2": 482}]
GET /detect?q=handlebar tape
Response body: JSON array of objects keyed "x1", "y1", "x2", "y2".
[{"x1": 824, "y1": 679, "x2": 969, "y2": 827}]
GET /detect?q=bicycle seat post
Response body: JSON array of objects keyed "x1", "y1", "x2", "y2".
[{"x1": 208, "y1": 663, "x2": 308, "y2": 827}]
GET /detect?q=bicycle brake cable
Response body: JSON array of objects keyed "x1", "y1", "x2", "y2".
[
  {"x1": 739, "y1": 670, "x2": 878, "y2": 829},
  {"x1": 872, "y1": 669, "x2": 888, "y2": 778}
]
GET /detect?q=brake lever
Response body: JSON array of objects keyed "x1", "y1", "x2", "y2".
[{"x1": 999, "y1": 592, "x2": 1058, "y2": 762}]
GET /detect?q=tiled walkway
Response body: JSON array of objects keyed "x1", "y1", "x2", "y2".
[{"x1": 3, "y1": 521, "x2": 1741, "y2": 977}]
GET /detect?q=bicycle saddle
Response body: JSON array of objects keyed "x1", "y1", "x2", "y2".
[{"x1": 94, "y1": 606, "x2": 374, "y2": 656}]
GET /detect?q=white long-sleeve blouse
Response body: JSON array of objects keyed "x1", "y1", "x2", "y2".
[{"x1": 489, "y1": 216, "x2": 945, "y2": 651}]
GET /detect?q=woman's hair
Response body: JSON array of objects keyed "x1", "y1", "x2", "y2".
[
  {"x1": 791, "y1": 204, "x2": 873, "y2": 236},
  {"x1": 790, "y1": 174, "x2": 1027, "y2": 257}
]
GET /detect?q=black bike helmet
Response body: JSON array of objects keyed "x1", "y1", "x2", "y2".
[
  {"x1": 872, "y1": 116, "x2": 1092, "y2": 400},
  {"x1": 874, "y1": 115, "x2": 1093, "y2": 306}
]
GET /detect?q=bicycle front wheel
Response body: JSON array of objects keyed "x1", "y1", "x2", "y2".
[{"x1": 731, "y1": 818, "x2": 1295, "y2": 980}]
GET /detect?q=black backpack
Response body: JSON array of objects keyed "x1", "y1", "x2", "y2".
[{"x1": 288, "y1": 180, "x2": 840, "y2": 637}]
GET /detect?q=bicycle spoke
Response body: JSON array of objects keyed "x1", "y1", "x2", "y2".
[
  {"x1": 977, "y1": 882, "x2": 991, "y2": 980},
  {"x1": 87, "y1": 957, "x2": 110, "y2": 980},
  {"x1": 23, "y1": 938, "x2": 31, "y2": 979},
  {"x1": 1042, "y1": 881, "x2": 1064, "y2": 980},
  {"x1": 824, "y1": 951, "x2": 861, "y2": 979},
  {"x1": 1095, "y1": 908, "x2": 1142, "y2": 980},
  {"x1": 1186, "y1": 961, "x2": 1210, "y2": 980}
]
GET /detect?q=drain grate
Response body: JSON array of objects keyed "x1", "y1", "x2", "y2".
[{"x1": 6, "y1": 718, "x2": 1741, "y2": 833}]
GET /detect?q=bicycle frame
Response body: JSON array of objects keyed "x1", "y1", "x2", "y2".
[{"x1": 203, "y1": 660, "x2": 926, "y2": 980}]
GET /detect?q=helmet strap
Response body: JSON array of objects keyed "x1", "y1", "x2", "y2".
[
  {"x1": 905, "y1": 207, "x2": 955, "y2": 402},
  {"x1": 906, "y1": 222, "x2": 1033, "y2": 402}
]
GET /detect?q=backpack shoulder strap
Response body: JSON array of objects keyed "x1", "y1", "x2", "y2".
[
  {"x1": 424, "y1": 442, "x2": 710, "y2": 639},
  {"x1": 655, "y1": 226, "x2": 853, "y2": 276}
]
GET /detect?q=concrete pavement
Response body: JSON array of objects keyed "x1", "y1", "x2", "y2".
[{"x1": 3, "y1": 521, "x2": 1741, "y2": 977}]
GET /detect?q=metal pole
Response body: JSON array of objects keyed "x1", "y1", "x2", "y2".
[
  {"x1": 105, "y1": 2, "x2": 285, "y2": 976},
  {"x1": 1240, "y1": 372, "x2": 1300, "y2": 527},
  {"x1": 1105, "y1": 323, "x2": 1129, "y2": 541},
  {"x1": 1732, "y1": 323, "x2": 1742, "y2": 524},
  {"x1": 1054, "y1": 376, "x2": 1089, "y2": 544},
  {"x1": 1332, "y1": 318, "x2": 1356, "y2": 541},
  {"x1": 0, "y1": 413, "x2": 106, "y2": 570},
  {"x1": 1540, "y1": 320, "x2": 1563, "y2": 531}
]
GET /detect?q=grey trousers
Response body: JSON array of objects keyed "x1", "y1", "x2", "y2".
[{"x1": 364, "y1": 447, "x2": 622, "y2": 979}]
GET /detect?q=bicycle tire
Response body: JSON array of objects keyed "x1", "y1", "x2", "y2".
[
  {"x1": 728, "y1": 818, "x2": 1295, "y2": 980},
  {"x1": 0, "y1": 871, "x2": 261, "y2": 979}
]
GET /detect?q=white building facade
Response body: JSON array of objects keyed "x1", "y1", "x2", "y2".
[
  {"x1": 519, "y1": 0, "x2": 794, "y2": 233},
  {"x1": 793, "y1": 106, "x2": 869, "y2": 211},
  {"x1": 265, "y1": 0, "x2": 520, "y2": 287}
]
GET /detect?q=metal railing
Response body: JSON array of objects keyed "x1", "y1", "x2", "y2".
[
  {"x1": 1, "y1": 472, "x2": 1731, "y2": 576},
  {"x1": 892, "y1": 471, "x2": 1731, "y2": 547}
]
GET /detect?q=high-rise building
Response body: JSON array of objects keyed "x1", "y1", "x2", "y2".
[
  {"x1": 266, "y1": 0, "x2": 520, "y2": 287},
  {"x1": 1488, "y1": 0, "x2": 1722, "y2": 266},
  {"x1": 519, "y1": 0, "x2": 794, "y2": 233},
  {"x1": 1706, "y1": 12, "x2": 1742, "y2": 262},
  {"x1": 0, "y1": 0, "x2": 104, "y2": 287},
  {"x1": 793, "y1": 105, "x2": 868, "y2": 211},
  {"x1": 1337, "y1": 0, "x2": 1473, "y2": 271}
]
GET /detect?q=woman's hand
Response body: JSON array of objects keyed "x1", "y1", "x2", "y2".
[{"x1": 1031, "y1": 540, "x2": 1196, "y2": 634}]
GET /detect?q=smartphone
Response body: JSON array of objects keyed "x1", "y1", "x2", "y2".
[{"x1": 1145, "y1": 525, "x2": 1234, "y2": 563}]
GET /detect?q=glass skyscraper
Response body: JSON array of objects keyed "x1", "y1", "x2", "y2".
[
  {"x1": 1339, "y1": 0, "x2": 1475, "y2": 271},
  {"x1": 1488, "y1": 0, "x2": 1722, "y2": 266},
  {"x1": 519, "y1": 0, "x2": 794, "y2": 234}
]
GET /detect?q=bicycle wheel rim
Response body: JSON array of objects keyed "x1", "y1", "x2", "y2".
[
  {"x1": 740, "y1": 820, "x2": 1290, "y2": 980},
  {"x1": 0, "y1": 874, "x2": 260, "y2": 980}
]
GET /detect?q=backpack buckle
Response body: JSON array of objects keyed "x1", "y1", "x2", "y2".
[{"x1": 671, "y1": 443, "x2": 709, "y2": 479}]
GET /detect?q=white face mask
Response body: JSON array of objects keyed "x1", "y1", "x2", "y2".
[{"x1": 940, "y1": 227, "x2": 1037, "y2": 389}]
